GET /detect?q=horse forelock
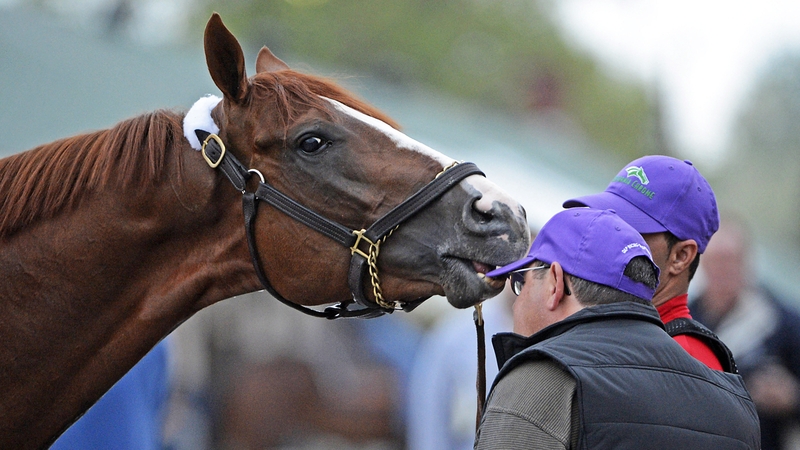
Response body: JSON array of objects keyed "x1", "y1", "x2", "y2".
[
  {"x1": 250, "y1": 71, "x2": 400, "y2": 132},
  {"x1": 0, "y1": 110, "x2": 184, "y2": 238}
]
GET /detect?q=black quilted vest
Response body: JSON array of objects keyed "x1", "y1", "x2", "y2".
[
  {"x1": 664, "y1": 316, "x2": 739, "y2": 373},
  {"x1": 492, "y1": 302, "x2": 760, "y2": 449}
]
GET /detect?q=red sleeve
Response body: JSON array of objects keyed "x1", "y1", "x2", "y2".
[{"x1": 671, "y1": 334, "x2": 724, "y2": 371}]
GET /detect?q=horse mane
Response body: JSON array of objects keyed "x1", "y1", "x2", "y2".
[
  {"x1": 0, "y1": 71, "x2": 397, "y2": 239},
  {"x1": 0, "y1": 111, "x2": 184, "y2": 238}
]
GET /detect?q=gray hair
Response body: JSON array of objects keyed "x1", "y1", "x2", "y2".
[{"x1": 569, "y1": 256, "x2": 658, "y2": 306}]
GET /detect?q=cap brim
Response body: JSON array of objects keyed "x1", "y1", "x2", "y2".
[
  {"x1": 563, "y1": 192, "x2": 668, "y2": 234},
  {"x1": 485, "y1": 255, "x2": 536, "y2": 278}
]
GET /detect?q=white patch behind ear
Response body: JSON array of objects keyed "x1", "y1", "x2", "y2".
[{"x1": 183, "y1": 95, "x2": 222, "y2": 150}]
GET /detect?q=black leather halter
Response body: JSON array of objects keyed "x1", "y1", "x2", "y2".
[{"x1": 195, "y1": 129, "x2": 484, "y2": 319}]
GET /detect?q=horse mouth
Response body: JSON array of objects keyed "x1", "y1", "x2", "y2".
[
  {"x1": 439, "y1": 256, "x2": 507, "y2": 308},
  {"x1": 471, "y1": 260, "x2": 506, "y2": 290}
]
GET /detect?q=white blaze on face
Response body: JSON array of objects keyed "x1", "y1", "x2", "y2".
[
  {"x1": 325, "y1": 98, "x2": 526, "y2": 222},
  {"x1": 325, "y1": 98, "x2": 454, "y2": 167}
]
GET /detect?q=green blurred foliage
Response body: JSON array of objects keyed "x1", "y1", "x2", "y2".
[{"x1": 195, "y1": 0, "x2": 657, "y2": 161}]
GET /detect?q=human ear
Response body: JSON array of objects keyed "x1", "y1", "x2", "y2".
[
  {"x1": 670, "y1": 239, "x2": 698, "y2": 275},
  {"x1": 546, "y1": 262, "x2": 568, "y2": 310}
]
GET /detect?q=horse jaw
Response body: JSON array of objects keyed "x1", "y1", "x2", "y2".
[{"x1": 377, "y1": 173, "x2": 530, "y2": 309}]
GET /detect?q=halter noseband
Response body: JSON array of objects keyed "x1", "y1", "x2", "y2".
[{"x1": 191, "y1": 121, "x2": 483, "y2": 319}]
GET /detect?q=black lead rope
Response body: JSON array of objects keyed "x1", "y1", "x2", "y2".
[{"x1": 474, "y1": 303, "x2": 486, "y2": 431}]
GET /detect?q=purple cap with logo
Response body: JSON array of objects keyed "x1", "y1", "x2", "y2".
[
  {"x1": 486, "y1": 209, "x2": 659, "y2": 301},
  {"x1": 562, "y1": 155, "x2": 719, "y2": 253}
]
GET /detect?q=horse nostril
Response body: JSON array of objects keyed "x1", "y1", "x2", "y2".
[
  {"x1": 474, "y1": 208, "x2": 494, "y2": 224},
  {"x1": 471, "y1": 199, "x2": 495, "y2": 224}
]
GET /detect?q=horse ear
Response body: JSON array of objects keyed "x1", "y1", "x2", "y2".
[
  {"x1": 204, "y1": 13, "x2": 248, "y2": 103},
  {"x1": 256, "y1": 46, "x2": 290, "y2": 73}
]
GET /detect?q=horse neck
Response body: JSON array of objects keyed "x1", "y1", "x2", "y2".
[
  {"x1": 0, "y1": 119, "x2": 261, "y2": 448},
  {"x1": 5, "y1": 124, "x2": 257, "y2": 305}
]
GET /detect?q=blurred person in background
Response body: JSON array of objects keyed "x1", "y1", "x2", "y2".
[
  {"x1": 50, "y1": 339, "x2": 171, "y2": 450},
  {"x1": 406, "y1": 289, "x2": 514, "y2": 450},
  {"x1": 692, "y1": 212, "x2": 800, "y2": 450},
  {"x1": 163, "y1": 293, "x2": 421, "y2": 450}
]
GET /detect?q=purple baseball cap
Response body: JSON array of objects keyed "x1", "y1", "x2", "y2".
[
  {"x1": 486, "y1": 209, "x2": 659, "y2": 301},
  {"x1": 562, "y1": 155, "x2": 719, "y2": 253}
]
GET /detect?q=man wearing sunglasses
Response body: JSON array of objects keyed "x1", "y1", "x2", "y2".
[
  {"x1": 474, "y1": 208, "x2": 759, "y2": 449},
  {"x1": 563, "y1": 155, "x2": 736, "y2": 372}
]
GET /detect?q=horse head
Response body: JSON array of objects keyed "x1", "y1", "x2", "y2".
[{"x1": 200, "y1": 13, "x2": 530, "y2": 311}]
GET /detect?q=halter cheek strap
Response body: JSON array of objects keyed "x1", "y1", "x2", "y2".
[{"x1": 186, "y1": 97, "x2": 484, "y2": 319}]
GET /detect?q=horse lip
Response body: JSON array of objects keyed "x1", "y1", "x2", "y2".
[
  {"x1": 480, "y1": 271, "x2": 506, "y2": 290},
  {"x1": 436, "y1": 256, "x2": 507, "y2": 308},
  {"x1": 457, "y1": 257, "x2": 506, "y2": 289},
  {"x1": 445, "y1": 255, "x2": 501, "y2": 276},
  {"x1": 471, "y1": 260, "x2": 495, "y2": 274}
]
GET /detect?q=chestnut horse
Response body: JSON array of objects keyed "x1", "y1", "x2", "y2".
[{"x1": 0, "y1": 14, "x2": 529, "y2": 448}]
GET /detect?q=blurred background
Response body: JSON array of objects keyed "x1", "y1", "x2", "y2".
[{"x1": 4, "y1": 0, "x2": 800, "y2": 449}]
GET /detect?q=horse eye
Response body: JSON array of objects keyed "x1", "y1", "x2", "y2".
[{"x1": 299, "y1": 136, "x2": 331, "y2": 154}]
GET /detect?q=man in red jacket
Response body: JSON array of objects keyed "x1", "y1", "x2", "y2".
[{"x1": 563, "y1": 155, "x2": 735, "y2": 371}]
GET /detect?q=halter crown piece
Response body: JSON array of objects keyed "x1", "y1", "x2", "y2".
[{"x1": 184, "y1": 95, "x2": 485, "y2": 319}]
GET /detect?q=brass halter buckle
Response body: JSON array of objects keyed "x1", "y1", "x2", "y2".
[
  {"x1": 201, "y1": 133, "x2": 226, "y2": 168},
  {"x1": 348, "y1": 162, "x2": 462, "y2": 311},
  {"x1": 351, "y1": 228, "x2": 398, "y2": 310}
]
